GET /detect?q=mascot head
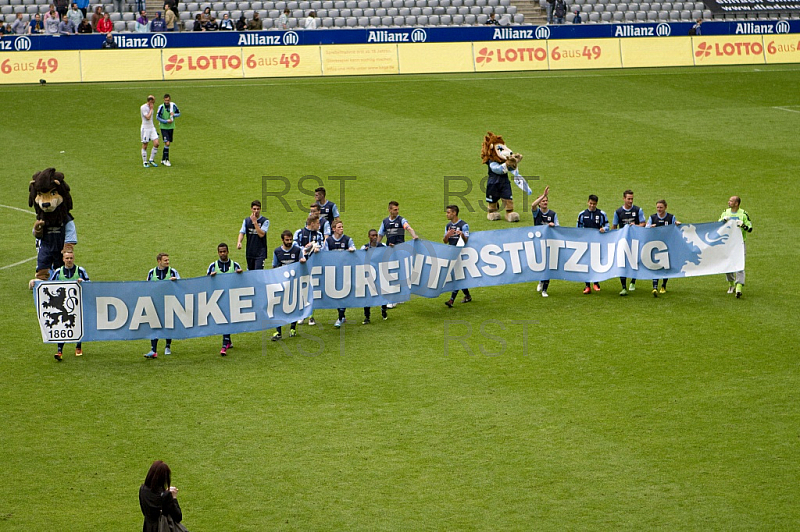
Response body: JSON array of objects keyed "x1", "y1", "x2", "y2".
[
  {"x1": 28, "y1": 168, "x2": 73, "y2": 225},
  {"x1": 481, "y1": 131, "x2": 516, "y2": 164}
]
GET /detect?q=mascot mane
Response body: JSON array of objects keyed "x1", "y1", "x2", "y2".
[
  {"x1": 481, "y1": 131, "x2": 505, "y2": 164},
  {"x1": 28, "y1": 168, "x2": 73, "y2": 226}
]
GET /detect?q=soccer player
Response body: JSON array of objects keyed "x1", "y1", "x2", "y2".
[
  {"x1": 361, "y1": 229, "x2": 388, "y2": 324},
  {"x1": 443, "y1": 205, "x2": 472, "y2": 307},
  {"x1": 646, "y1": 200, "x2": 679, "y2": 297},
  {"x1": 314, "y1": 187, "x2": 340, "y2": 226},
  {"x1": 144, "y1": 253, "x2": 179, "y2": 358},
  {"x1": 237, "y1": 200, "x2": 269, "y2": 270},
  {"x1": 50, "y1": 249, "x2": 89, "y2": 361},
  {"x1": 309, "y1": 204, "x2": 331, "y2": 236},
  {"x1": 207, "y1": 243, "x2": 243, "y2": 356},
  {"x1": 378, "y1": 201, "x2": 419, "y2": 246},
  {"x1": 325, "y1": 220, "x2": 356, "y2": 327},
  {"x1": 531, "y1": 186, "x2": 558, "y2": 297},
  {"x1": 156, "y1": 93, "x2": 180, "y2": 167},
  {"x1": 612, "y1": 189, "x2": 646, "y2": 296},
  {"x1": 140, "y1": 95, "x2": 160, "y2": 168},
  {"x1": 293, "y1": 214, "x2": 326, "y2": 325},
  {"x1": 576, "y1": 194, "x2": 609, "y2": 294},
  {"x1": 719, "y1": 195, "x2": 753, "y2": 298},
  {"x1": 272, "y1": 230, "x2": 306, "y2": 341}
]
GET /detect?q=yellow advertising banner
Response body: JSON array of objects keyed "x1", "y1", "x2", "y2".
[
  {"x1": 620, "y1": 37, "x2": 694, "y2": 68},
  {"x1": 472, "y1": 41, "x2": 549, "y2": 72},
  {"x1": 691, "y1": 35, "x2": 765, "y2": 66},
  {"x1": 0, "y1": 51, "x2": 81, "y2": 84},
  {"x1": 81, "y1": 49, "x2": 163, "y2": 82},
  {"x1": 548, "y1": 38, "x2": 622, "y2": 70},
  {"x1": 321, "y1": 44, "x2": 398, "y2": 76},
  {"x1": 397, "y1": 42, "x2": 473, "y2": 74},
  {"x1": 242, "y1": 46, "x2": 322, "y2": 78},
  {"x1": 162, "y1": 47, "x2": 244, "y2": 80},
  {"x1": 763, "y1": 34, "x2": 800, "y2": 64}
]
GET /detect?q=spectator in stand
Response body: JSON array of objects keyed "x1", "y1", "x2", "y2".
[
  {"x1": 77, "y1": 18, "x2": 92, "y2": 32},
  {"x1": 1, "y1": 23, "x2": 12, "y2": 35},
  {"x1": 12, "y1": 12, "x2": 28, "y2": 35},
  {"x1": 546, "y1": 0, "x2": 554, "y2": 23},
  {"x1": 304, "y1": 10, "x2": 317, "y2": 28},
  {"x1": 690, "y1": 18, "x2": 702, "y2": 35},
  {"x1": 247, "y1": 11, "x2": 262, "y2": 29},
  {"x1": 97, "y1": 11, "x2": 113, "y2": 32},
  {"x1": 164, "y1": 3, "x2": 176, "y2": 31},
  {"x1": 485, "y1": 12, "x2": 500, "y2": 25},
  {"x1": 90, "y1": 5, "x2": 103, "y2": 31},
  {"x1": 151, "y1": 11, "x2": 166, "y2": 31},
  {"x1": 219, "y1": 12, "x2": 234, "y2": 29},
  {"x1": 235, "y1": 13, "x2": 246, "y2": 30},
  {"x1": 76, "y1": 0, "x2": 89, "y2": 17},
  {"x1": 55, "y1": 0, "x2": 69, "y2": 18},
  {"x1": 29, "y1": 13, "x2": 46, "y2": 34},
  {"x1": 45, "y1": 7, "x2": 61, "y2": 34},
  {"x1": 135, "y1": 10, "x2": 150, "y2": 32},
  {"x1": 572, "y1": 9, "x2": 581, "y2": 22},
  {"x1": 205, "y1": 15, "x2": 219, "y2": 30},
  {"x1": 278, "y1": 8, "x2": 289, "y2": 28},
  {"x1": 193, "y1": 13, "x2": 205, "y2": 30},
  {"x1": 44, "y1": 5, "x2": 60, "y2": 35},
  {"x1": 112, "y1": 0, "x2": 124, "y2": 17},
  {"x1": 67, "y1": 3, "x2": 84, "y2": 28},
  {"x1": 553, "y1": 0, "x2": 566, "y2": 24},
  {"x1": 59, "y1": 13, "x2": 77, "y2": 33},
  {"x1": 101, "y1": 31, "x2": 117, "y2": 46},
  {"x1": 200, "y1": 6, "x2": 211, "y2": 23}
]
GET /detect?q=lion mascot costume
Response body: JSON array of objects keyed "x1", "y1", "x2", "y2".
[
  {"x1": 28, "y1": 168, "x2": 76, "y2": 289},
  {"x1": 481, "y1": 131, "x2": 530, "y2": 223}
]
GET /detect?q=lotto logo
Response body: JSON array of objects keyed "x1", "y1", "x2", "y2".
[
  {"x1": 695, "y1": 41, "x2": 764, "y2": 59},
  {"x1": 165, "y1": 55, "x2": 185, "y2": 72},
  {"x1": 164, "y1": 54, "x2": 242, "y2": 73},
  {"x1": 476, "y1": 47, "x2": 494, "y2": 64}
]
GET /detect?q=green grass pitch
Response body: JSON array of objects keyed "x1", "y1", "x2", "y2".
[{"x1": 1, "y1": 64, "x2": 799, "y2": 530}]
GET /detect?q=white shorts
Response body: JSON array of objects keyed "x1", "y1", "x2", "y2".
[{"x1": 141, "y1": 127, "x2": 159, "y2": 143}]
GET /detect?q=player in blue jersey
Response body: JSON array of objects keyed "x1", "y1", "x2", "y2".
[
  {"x1": 325, "y1": 220, "x2": 356, "y2": 327},
  {"x1": 272, "y1": 230, "x2": 307, "y2": 341},
  {"x1": 144, "y1": 253, "x2": 180, "y2": 359},
  {"x1": 443, "y1": 205, "x2": 472, "y2": 307},
  {"x1": 207, "y1": 243, "x2": 243, "y2": 355},
  {"x1": 378, "y1": 201, "x2": 418, "y2": 246},
  {"x1": 293, "y1": 215, "x2": 326, "y2": 326},
  {"x1": 577, "y1": 194, "x2": 609, "y2": 294},
  {"x1": 314, "y1": 187, "x2": 340, "y2": 226},
  {"x1": 612, "y1": 190, "x2": 646, "y2": 296},
  {"x1": 237, "y1": 200, "x2": 270, "y2": 270},
  {"x1": 361, "y1": 229, "x2": 388, "y2": 324},
  {"x1": 309, "y1": 204, "x2": 331, "y2": 236},
  {"x1": 646, "y1": 199, "x2": 679, "y2": 297},
  {"x1": 531, "y1": 186, "x2": 559, "y2": 298},
  {"x1": 49, "y1": 249, "x2": 89, "y2": 361}
]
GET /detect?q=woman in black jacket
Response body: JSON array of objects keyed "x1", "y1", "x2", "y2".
[{"x1": 139, "y1": 460, "x2": 183, "y2": 532}]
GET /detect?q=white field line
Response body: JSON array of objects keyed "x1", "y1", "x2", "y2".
[{"x1": 0, "y1": 204, "x2": 36, "y2": 271}]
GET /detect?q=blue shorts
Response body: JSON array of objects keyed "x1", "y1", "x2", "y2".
[{"x1": 486, "y1": 179, "x2": 512, "y2": 204}]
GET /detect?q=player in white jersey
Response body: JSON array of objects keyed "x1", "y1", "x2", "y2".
[{"x1": 140, "y1": 95, "x2": 160, "y2": 168}]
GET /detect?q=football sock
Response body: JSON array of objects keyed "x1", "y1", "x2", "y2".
[
  {"x1": 223, "y1": 334, "x2": 231, "y2": 346},
  {"x1": 150, "y1": 339, "x2": 158, "y2": 351},
  {"x1": 290, "y1": 323, "x2": 296, "y2": 331},
  {"x1": 141, "y1": 149, "x2": 147, "y2": 163},
  {"x1": 620, "y1": 277, "x2": 627, "y2": 289},
  {"x1": 163, "y1": 145, "x2": 170, "y2": 160},
  {"x1": 653, "y1": 280, "x2": 659, "y2": 290},
  {"x1": 661, "y1": 279, "x2": 668, "y2": 289},
  {"x1": 150, "y1": 147, "x2": 158, "y2": 161},
  {"x1": 463, "y1": 289, "x2": 471, "y2": 297},
  {"x1": 338, "y1": 309, "x2": 345, "y2": 320}
]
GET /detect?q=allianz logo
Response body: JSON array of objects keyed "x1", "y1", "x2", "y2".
[{"x1": 367, "y1": 28, "x2": 427, "y2": 42}]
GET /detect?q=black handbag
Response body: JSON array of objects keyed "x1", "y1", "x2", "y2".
[{"x1": 159, "y1": 513, "x2": 190, "y2": 532}]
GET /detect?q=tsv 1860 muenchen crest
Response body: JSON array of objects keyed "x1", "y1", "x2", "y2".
[{"x1": 36, "y1": 282, "x2": 83, "y2": 343}]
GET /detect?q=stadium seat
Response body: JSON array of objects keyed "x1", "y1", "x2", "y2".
[
  {"x1": 463, "y1": 12, "x2": 474, "y2": 22},
  {"x1": 476, "y1": 12, "x2": 485, "y2": 21},
  {"x1": 368, "y1": 13, "x2": 379, "y2": 23},
  {"x1": 646, "y1": 9, "x2": 657, "y2": 20},
  {"x1": 391, "y1": 13, "x2": 401, "y2": 22},
  {"x1": 356, "y1": 0, "x2": 367, "y2": 7},
  {"x1": 380, "y1": 13, "x2": 390, "y2": 22},
  {"x1": 650, "y1": 2, "x2": 660, "y2": 10},
  {"x1": 628, "y1": 3, "x2": 639, "y2": 10},
  {"x1": 122, "y1": 11, "x2": 134, "y2": 19},
  {"x1": 374, "y1": 6, "x2": 384, "y2": 14},
  {"x1": 588, "y1": 11, "x2": 599, "y2": 21},
  {"x1": 386, "y1": 6, "x2": 396, "y2": 14},
  {"x1": 452, "y1": 12, "x2": 463, "y2": 22},
  {"x1": 623, "y1": 10, "x2": 633, "y2": 20},
  {"x1": 114, "y1": 20, "x2": 125, "y2": 30},
  {"x1": 593, "y1": 4, "x2": 603, "y2": 12},
  {"x1": 612, "y1": 11, "x2": 622, "y2": 20},
  {"x1": 581, "y1": 4, "x2": 592, "y2": 12},
  {"x1": 355, "y1": 14, "x2": 366, "y2": 23},
  {"x1": 506, "y1": 5, "x2": 515, "y2": 13},
  {"x1": 416, "y1": 12, "x2": 426, "y2": 22},
  {"x1": 126, "y1": 20, "x2": 137, "y2": 30}
]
